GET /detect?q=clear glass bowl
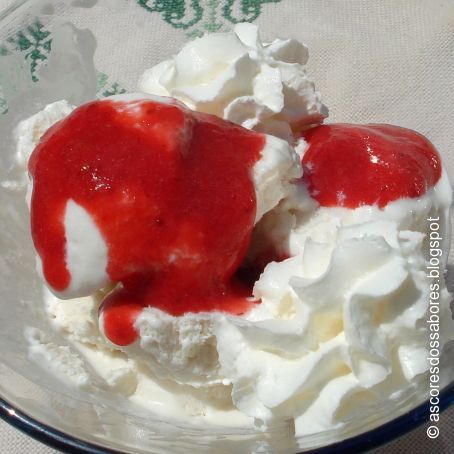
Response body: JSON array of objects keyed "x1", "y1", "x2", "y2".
[{"x1": 0, "y1": 1, "x2": 453, "y2": 453}]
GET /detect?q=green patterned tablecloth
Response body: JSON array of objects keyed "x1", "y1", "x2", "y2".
[{"x1": 0, "y1": 1, "x2": 452, "y2": 453}]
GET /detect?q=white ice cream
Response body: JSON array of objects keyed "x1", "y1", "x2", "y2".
[
  {"x1": 19, "y1": 94, "x2": 299, "y2": 299},
  {"x1": 16, "y1": 26, "x2": 454, "y2": 439},
  {"x1": 139, "y1": 23, "x2": 327, "y2": 143}
]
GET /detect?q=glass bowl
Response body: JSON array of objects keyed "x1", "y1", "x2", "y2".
[{"x1": 0, "y1": 1, "x2": 453, "y2": 452}]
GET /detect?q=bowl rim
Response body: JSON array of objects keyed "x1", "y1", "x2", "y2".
[{"x1": 0, "y1": 382, "x2": 452, "y2": 454}]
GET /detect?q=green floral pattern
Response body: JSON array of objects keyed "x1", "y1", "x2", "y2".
[
  {"x1": 0, "y1": 87, "x2": 7, "y2": 115},
  {"x1": 6, "y1": 21, "x2": 52, "y2": 82},
  {"x1": 0, "y1": 1, "x2": 280, "y2": 113},
  {"x1": 0, "y1": 22, "x2": 126, "y2": 114},
  {"x1": 0, "y1": 21, "x2": 52, "y2": 113},
  {"x1": 96, "y1": 72, "x2": 127, "y2": 98},
  {"x1": 138, "y1": 0, "x2": 281, "y2": 37},
  {"x1": 138, "y1": 0, "x2": 203, "y2": 30},
  {"x1": 223, "y1": 0, "x2": 281, "y2": 24}
]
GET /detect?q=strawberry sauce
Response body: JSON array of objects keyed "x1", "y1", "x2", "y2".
[
  {"x1": 302, "y1": 124, "x2": 442, "y2": 208},
  {"x1": 29, "y1": 98, "x2": 265, "y2": 346}
]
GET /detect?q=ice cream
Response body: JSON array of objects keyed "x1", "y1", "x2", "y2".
[
  {"x1": 28, "y1": 93, "x2": 298, "y2": 314},
  {"x1": 18, "y1": 24, "x2": 454, "y2": 439}
]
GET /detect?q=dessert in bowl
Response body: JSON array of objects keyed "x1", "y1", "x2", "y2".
[{"x1": 0, "y1": 1, "x2": 453, "y2": 453}]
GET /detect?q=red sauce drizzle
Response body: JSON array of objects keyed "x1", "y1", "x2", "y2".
[
  {"x1": 302, "y1": 124, "x2": 442, "y2": 209},
  {"x1": 29, "y1": 99, "x2": 265, "y2": 346}
]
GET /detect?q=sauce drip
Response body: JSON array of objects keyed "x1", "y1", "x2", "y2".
[
  {"x1": 29, "y1": 98, "x2": 265, "y2": 346},
  {"x1": 302, "y1": 124, "x2": 442, "y2": 209}
]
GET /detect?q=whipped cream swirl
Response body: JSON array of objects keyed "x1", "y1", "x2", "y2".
[{"x1": 139, "y1": 23, "x2": 327, "y2": 142}]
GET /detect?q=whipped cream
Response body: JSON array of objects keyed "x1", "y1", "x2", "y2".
[
  {"x1": 227, "y1": 171, "x2": 453, "y2": 434},
  {"x1": 139, "y1": 23, "x2": 327, "y2": 143}
]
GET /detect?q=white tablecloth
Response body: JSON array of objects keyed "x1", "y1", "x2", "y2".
[{"x1": 0, "y1": 0, "x2": 452, "y2": 452}]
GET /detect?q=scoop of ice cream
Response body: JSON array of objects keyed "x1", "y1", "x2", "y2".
[
  {"x1": 138, "y1": 23, "x2": 327, "y2": 142},
  {"x1": 27, "y1": 94, "x2": 300, "y2": 346},
  {"x1": 301, "y1": 124, "x2": 443, "y2": 208}
]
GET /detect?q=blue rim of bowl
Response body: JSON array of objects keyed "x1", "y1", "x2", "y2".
[{"x1": 0, "y1": 382, "x2": 452, "y2": 454}]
